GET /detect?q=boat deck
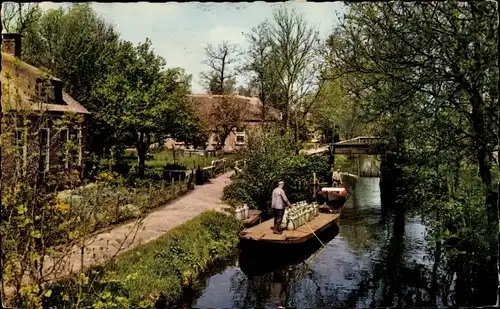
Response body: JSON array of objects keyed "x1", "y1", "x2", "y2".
[
  {"x1": 242, "y1": 210, "x2": 262, "y2": 227},
  {"x1": 239, "y1": 212, "x2": 340, "y2": 244}
]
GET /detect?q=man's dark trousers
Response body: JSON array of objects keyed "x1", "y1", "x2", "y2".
[{"x1": 273, "y1": 208, "x2": 285, "y2": 231}]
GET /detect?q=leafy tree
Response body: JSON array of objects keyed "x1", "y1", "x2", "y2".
[
  {"x1": 223, "y1": 130, "x2": 330, "y2": 209},
  {"x1": 16, "y1": 4, "x2": 121, "y2": 160},
  {"x1": 94, "y1": 39, "x2": 199, "y2": 177},
  {"x1": 309, "y1": 78, "x2": 369, "y2": 142},
  {"x1": 326, "y1": 1, "x2": 499, "y2": 300}
]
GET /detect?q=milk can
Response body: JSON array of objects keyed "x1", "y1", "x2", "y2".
[
  {"x1": 299, "y1": 208, "x2": 305, "y2": 225},
  {"x1": 281, "y1": 208, "x2": 289, "y2": 229},
  {"x1": 312, "y1": 202, "x2": 319, "y2": 217},
  {"x1": 243, "y1": 204, "x2": 249, "y2": 219},
  {"x1": 235, "y1": 206, "x2": 243, "y2": 220},
  {"x1": 306, "y1": 205, "x2": 313, "y2": 221},
  {"x1": 287, "y1": 212, "x2": 296, "y2": 230}
]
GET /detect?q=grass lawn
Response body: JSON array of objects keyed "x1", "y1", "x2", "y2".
[
  {"x1": 149, "y1": 150, "x2": 217, "y2": 169},
  {"x1": 123, "y1": 149, "x2": 227, "y2": 171}
]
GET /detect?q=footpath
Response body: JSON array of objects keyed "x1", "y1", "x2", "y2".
[{"x1": 43, "y1": 171, "x2": 235, "y2": 281}]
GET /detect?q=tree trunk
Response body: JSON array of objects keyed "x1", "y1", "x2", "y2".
[
  {"x1": 136, "y1": 131, "x2": 149, "y2": 178},
  {"x1": 469, "y1": 91, "x2": 498, "y2": 303},
  {"x1": 295, "y1": 110, "x2": 300, "y2": 154}
]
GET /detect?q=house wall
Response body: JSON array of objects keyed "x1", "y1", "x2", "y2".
[
  {"x1": 163, "y1": 120, "x2": 279, "y2": 153},
  {"x1": 1, "y1": 113, "x2": 87, "y2": 190}
]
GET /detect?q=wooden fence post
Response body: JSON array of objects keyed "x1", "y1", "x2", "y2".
[
  {"x1": 178, "y1": 174, "x2": 182, "y2": 192},
  {"x1": 171, "y1": 178, "x2": 175, "y2": 197}
]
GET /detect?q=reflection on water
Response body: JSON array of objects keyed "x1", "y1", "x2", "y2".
[{"x1": 189, "y1": 177, "x2": 484, "y2": 308}]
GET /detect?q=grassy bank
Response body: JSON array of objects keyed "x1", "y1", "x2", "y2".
[{"x1": 43, "y1": 211, "x2": 242, "y2": 308}]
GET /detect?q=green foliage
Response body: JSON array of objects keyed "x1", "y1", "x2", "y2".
[
  {"x1": 223, "y1": 131, "x2": 330, "y2": 209},
  {"x1": 326, "y1": 1, "x2": 499, "y2": 283},
  {"x1": 310, "y1": 79, "x2": 371, "y2": 141},
  {"x1": 43, "y1": 211, "x2": 242, "y2": 308},
  {"x1": 18, "y1": 4, "x2": 207, "y2": 173},
  {"x1": 92, "y1": 38, "x2": 202, "y2": 176}
]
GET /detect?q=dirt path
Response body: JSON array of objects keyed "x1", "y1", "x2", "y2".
[{"x1": 43, "y1": 171, "x2": 235, "y2": 280}]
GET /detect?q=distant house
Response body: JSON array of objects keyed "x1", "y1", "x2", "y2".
[
  {"x1": 165, "y1": 94, "x2": 281, "y2": 153},
  {"x1": 1, "y1": 33, "x2": 90, "y2": 188}
]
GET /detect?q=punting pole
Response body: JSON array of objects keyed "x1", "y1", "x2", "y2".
[
  {"x1": 299, "y1": 215, "x2": 326, "y2": 249},
  {"x1": 306, "y1": 199, "x2": 349, "y2": 264}
]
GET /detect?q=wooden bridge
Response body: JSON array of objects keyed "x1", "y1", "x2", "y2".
[{"x1": 304, "y1": 136, "x2": 383, "y2": 156}]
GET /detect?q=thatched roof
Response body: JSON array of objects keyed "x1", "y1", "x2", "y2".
[
  {"x1": 1, "y1": 52, "x2": 90, "y2": 115},
  {"x1": 188, "y1": 94, "x2": 281, "y2": 124}
]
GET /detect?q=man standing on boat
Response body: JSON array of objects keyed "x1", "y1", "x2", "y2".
[
  {"x1": 332, "y1": 169, "x2": 342, "y2": 187},
  {"x1": 271, "y1": 181, "x2": 292, "y2": 234}
]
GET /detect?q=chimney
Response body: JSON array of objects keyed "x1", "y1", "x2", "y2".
[{"x1": 2, "y1": 33, "x2": 22, "y2": 58}]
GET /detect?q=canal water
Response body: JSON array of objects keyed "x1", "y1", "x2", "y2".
[{"x1": 183, "y1": 177, "x2": 490, "y2": 308}]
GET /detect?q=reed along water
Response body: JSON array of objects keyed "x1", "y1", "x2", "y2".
[{"x1": 178, "y1": 177, "x2": 495, "y2": 308}]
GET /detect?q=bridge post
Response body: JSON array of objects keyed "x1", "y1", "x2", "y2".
[
  {"x1": 328, "y1": 144, "x2": 335, "y2": 187},
  {"x1": 357, "y1": 155, "x2": 360, "y2": 176}
]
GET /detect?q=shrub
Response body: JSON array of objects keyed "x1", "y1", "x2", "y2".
[
  {"x1": 222, "y1": 131, "x2": 330, "y2": 209},
  {"x1": 164, "y1": 162, "x2": 187, "y2": 171}
]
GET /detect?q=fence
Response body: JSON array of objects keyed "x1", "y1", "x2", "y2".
[
  {"x1": 165, "y1": 148, "x2": 219, "y2": 158},
  {"x1": 234, "y1": 159, "x2": 246, "y2": 175},
  {"x1": 164, "y1": 157, "x2": 232, "y2": 186}
]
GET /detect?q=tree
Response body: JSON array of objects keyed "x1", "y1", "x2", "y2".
[
  {"x1": 241, "y1": 21, "x2": 280, "y2": 124},
  {"x1": 94, "y1": 39, "x2": 200, "y2": 177},
  {"x1": 211, "y1": 95, "x2": 245, "y2": 151},
  {"x1": 326, "y1": 1, "x2": 499, "y2": 301},
  {"x1": 241, "y1": 6, "x2": 322, "y2": 148},
  {"x1": 201, "y1": 41, "x2": 238, "y2": 95},
  {"x1": 1, "y1": 2, "x2": 41, "y2": 34},
  {"x1": 309, "y1": 78, "x2": 369, "y2": 142},
  {"x1": 203, "y1": 72, "x2": 237, "y2": 95},
  {"x1": 18, "y1": 4, "x2": 121, "y2": 159}
]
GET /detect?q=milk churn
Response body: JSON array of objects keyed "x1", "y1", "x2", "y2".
[
  {"x1": 281, "y1": 208, "x2": 289, "y2": 229},
  {"x1": 235, "y1": 206, "x2": 243, "y2": 220},
  {"x1": 306, "y1": 204, "x2": 312, "y2": 221},
  {"x1": 243, "y1": 204, "x2": 249, "y2": 219},
  {"x1": 312, "y1": 202, "x2": 319, "y2": 217},
  {"x1": 287, "y1": 211, "x2": 296, "y2": 230}
]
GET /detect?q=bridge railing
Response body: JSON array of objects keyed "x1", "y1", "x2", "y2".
[{"x1": 336, "y1": 136, "x2": 381, "y2": 145}]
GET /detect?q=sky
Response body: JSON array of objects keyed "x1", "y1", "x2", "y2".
[{"x1": 39, "y1": 1, "x2": 346, "y2": 93}]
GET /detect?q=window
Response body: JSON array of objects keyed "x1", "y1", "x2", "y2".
[
  {"x1": 58, "y1": 128, "x2": 69, "y2": 169},
  {"x1": 35, "y1": 79, "x2": 63, "y2": 104},
  {"x1": 39, "y1": 128, "x2": 50, "y2": 173},
  {"x1": 13, "y1": 128, "x2": 28, "y2": 177},
  {"x1": 236, "y1": 131, "x2": 246, "y2": 145},
  {"x1": 69, "y1": 128, "x2": 82, "y2": 169},
  {"x1": 51, "y1": 81, "x2": 63, "y2": 104}
]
